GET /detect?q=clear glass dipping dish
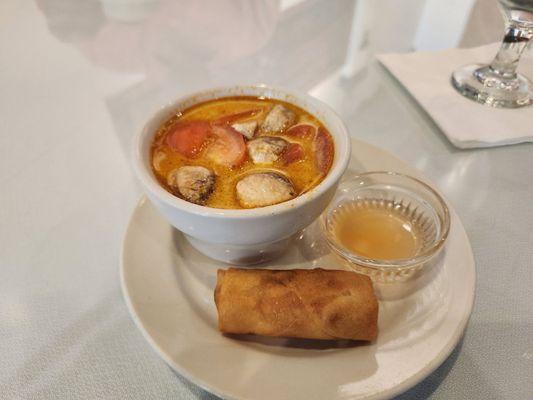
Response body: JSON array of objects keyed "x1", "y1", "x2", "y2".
[{"x1": 322, "y1": 171, "x2": 450, "y2": 283}]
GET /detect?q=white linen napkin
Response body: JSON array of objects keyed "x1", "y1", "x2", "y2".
[{"x1": 377, "y1": 43, "x2": 533, "y2": 149}]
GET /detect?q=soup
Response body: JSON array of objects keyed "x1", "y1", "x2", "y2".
[{"x1": 150, "y1": 96, "x2": 334, "y2": 209}]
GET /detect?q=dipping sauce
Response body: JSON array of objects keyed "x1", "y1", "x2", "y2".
[{"x1": 330, "y1": 199, "x2": 423, "y2": 260}]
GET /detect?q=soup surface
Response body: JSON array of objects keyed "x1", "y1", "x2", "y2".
[{"x1": 151, "y1": 96, "x2": 334, "y2": 209}]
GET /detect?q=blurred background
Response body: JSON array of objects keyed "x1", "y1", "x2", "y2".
[{"x1": 24, "y1": 0, "x2": 506, "y2": 158}]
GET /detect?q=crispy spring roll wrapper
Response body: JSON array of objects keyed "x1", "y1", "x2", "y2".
[{"x1": 214, "y1": 268, "x2": 378, "y2": 341}]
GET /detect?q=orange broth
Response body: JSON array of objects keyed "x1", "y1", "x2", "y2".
[{"x1": 151, "y1": 96, "x2": 334, "y2": 209}]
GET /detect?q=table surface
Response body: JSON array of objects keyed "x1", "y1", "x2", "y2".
[{"x1": 2, "y1": 1, "x2": 532, "y2": 399}]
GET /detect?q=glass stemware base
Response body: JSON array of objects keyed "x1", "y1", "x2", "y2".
[{"x1": 452, "y1": 63, "x2": 533, "y2": 108}]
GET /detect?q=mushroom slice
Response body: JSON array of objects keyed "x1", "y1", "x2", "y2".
[
  {"x1": 260, "y1": 104, "x2": 296, "y2": 133},
  {"x1": 231, "y1": 120, "x2": 257, "y2": 140},
  {"x1": 247, "y1": 136, "x2": 289, "y2": 164},
  {"x1": 168, "y1": 166, "x2": 215, "y2": 205},
  {"x1": 236, "y1": 172, "x2": 296, "y2": 208}
]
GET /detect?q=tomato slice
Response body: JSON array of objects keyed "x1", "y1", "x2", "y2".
[
  {"x1": 285, "y1": 123, "x2": 316, "y2": 139},
  {"x1": 282, "y1": 143, "x2": 305, "y2": 165},
  {"x1": 166, "y1": 121, "x2": 212, "y2": 158},
  {"x1": 204, "y1": 124, "x2": 247, "y2": 168},
  {"x1": 314, "y1": 127, "x2": 334, "y2": 174},
  {"x1": 213, "y1": 108, "x2": 262, "y2": 125}
]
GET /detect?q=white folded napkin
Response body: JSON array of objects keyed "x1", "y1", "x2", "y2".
[{"x1": 377, "y1": 43, "x2": 533, "y2": 149}]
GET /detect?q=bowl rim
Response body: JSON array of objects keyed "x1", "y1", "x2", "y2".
[
  {"x1": 321, "y1": 171, "x2": 451, "y2": 269},
  {"x1": 132, "y1": 84, "x2": 351, "y2": 219}
]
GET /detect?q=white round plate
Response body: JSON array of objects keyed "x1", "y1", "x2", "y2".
[{"x1": 121, "y1": 138, "x2": 475, "y2": 400}]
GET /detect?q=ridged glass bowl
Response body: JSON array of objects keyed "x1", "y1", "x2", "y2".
[{"x1": 322, "y1": 171, "x2": 450, "y2": 283}]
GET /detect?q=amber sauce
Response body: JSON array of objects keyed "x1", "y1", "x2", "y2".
[
  {"x1": 151, "y1": 96, "x2": 330, "y2": 209},
  {"x1": 331, "y1": 200, "x2": 422, "y2": 260}
]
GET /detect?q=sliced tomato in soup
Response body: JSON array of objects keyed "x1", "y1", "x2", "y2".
[
  {"x1": 285, "y1": 123, "x2": 316, "y2": 139},
  {"x1": 313, "y1": 127, "x2": 334, "y2": 174},
  {"x1": 204, "y1": 124, "x2": 247, "y2": 168},
  {"x1": 166, "y1": 121, "x2": 212, "y2": 158},
  {"x1": 282, "y1": 142, "x2": 305, "y2": 165}
]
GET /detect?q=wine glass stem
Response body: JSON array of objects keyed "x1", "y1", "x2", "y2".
[{"x1": 488, "y1": 24, "x2": 532, "y2": 79}]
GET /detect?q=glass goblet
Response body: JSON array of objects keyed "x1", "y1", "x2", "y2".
[{"x1": 452, "y1": 0, "x2": 533, "y2": 108}]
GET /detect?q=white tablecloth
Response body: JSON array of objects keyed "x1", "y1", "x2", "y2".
[{"x1": 1, "y1": 1, "x2": 532, "y2": 399}]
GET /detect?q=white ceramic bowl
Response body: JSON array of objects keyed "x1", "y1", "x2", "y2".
[{"x1": 132, "y1": 85, "x2": 351, "y2": 264}]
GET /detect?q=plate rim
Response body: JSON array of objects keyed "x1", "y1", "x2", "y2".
[{"x1": 120, "y1": 139, "x2": 476, "y2": 400}]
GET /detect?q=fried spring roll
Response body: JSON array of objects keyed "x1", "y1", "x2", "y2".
[{"x1": 214, "y1": 268, "x2": 378, "y2": 341}]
